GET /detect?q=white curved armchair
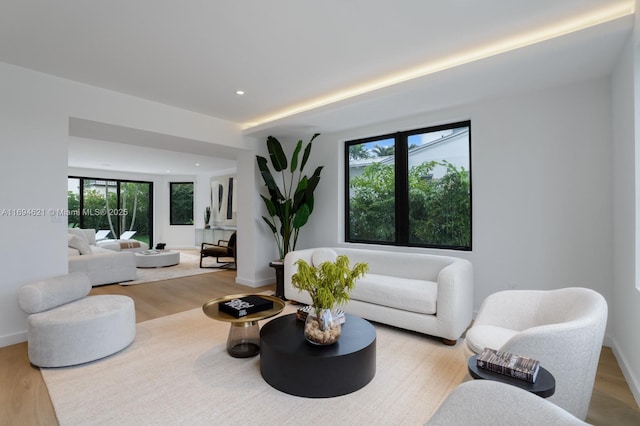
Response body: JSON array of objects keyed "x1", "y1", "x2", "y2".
[
  {"x1": 427, "y1": 380, "x2": 588, "y2": 426},
  {"x1": 465, "y1": 287, "x2": 607, "y2": 420}
]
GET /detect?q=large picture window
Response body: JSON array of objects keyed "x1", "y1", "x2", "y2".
[
  {"x1": 68, "y1": 177, "x2": 153, "y2": 247},
  {"x1": 345, "y1": 120, "x2": 471, "y2": 250},
  {"x1": 170, "y1": 182, "x2": 194, "y2": 225}
]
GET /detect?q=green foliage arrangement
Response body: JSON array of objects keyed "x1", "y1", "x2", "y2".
[
  {"x1": 291, "y1": 255, "x2": 368, "y2": 313},
  {"x1": 349, "y1": 160, "x2": 470, "y2": 248},
  {"x1": 256, "y1": 134, "x2": 323, "y2": 259}
]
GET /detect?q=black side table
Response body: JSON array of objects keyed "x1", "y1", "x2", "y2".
[{"x1": 467, "y1": 355, "x2": 556, "y2": 398}]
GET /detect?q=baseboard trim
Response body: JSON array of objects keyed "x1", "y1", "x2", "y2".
[
  {"x1": 0, "y1": 330, "x2": 27, "y2": 348},
  {"x1": 609, "y1": 335, "x2": 640, "y2": 407},
  {"x1": 235, "y1": 276, "x2": 274, "y2": 288}
]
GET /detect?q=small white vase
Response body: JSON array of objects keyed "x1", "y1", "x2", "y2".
[{"x1": 304, "y1": 308, "x2": 341, "y2": 345}]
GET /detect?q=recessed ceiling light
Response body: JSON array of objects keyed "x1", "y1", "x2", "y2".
[
  {"x1": 236, "y1": 90, "x2": 245, "y2": 95},
  {"x1": 196, "y1": 163, "x2": 200, "y2": 166},
  {"x1": 166, "y1": 170, "x2": 171, "y2": 173}
]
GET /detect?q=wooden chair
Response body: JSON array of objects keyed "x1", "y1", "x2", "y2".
[{"x1": 199, "y1": 232, "x2": 236, "y2": 269}]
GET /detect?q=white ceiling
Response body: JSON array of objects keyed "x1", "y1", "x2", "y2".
[{"x1": 0, "y1": 0, "x2": 635, "y2": 174}]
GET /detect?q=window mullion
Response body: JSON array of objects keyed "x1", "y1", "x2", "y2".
[{"x1": 395, "y1": 133, "x2": 409, "y2": 245}]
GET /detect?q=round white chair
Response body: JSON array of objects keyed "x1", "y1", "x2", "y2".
[
  {"x1": 465, "y1": 287, "x2": 607, "y2": 420},
  {"x1": 18, "y1": 272, "x2": 136, "y2": 367},
  {"x1": 427, "y1": 380, "x2": 588, "y2": 425}
]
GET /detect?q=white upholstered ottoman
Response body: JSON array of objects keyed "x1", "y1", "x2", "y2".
[
  {"x1": 18, "y1": 272, "x2": 136, "y2": 367},
  {"x1": 135, "y1": 250, "x2": 180, "y2": 268}
]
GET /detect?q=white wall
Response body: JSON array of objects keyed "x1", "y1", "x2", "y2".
[
  {"x1": 161, "y1": 174, "x2": 206, "y2": 249},
  {"x1": 612, "y1": 34, "x2": 640, "y2": 402},
  {"x1": 301, "y1": 73, "x2": 640, "y2": 401},
  {"x1": 307, "y1": 77, "x2": 613, "y2": 307},
  {"x1": 235, "y1": 136, "x2": 285, "y2": 288},
  {"x1": 0, "y1": 62, "x2": 245, "y2": 346},
  {"x1": 0, "y1": 64, "x2": 69, "y2": 346}
]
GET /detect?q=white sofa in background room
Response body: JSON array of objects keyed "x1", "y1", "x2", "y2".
[
  {"x1": 67, "y1": 228, "x2": 137, "y2": 286},
  {"x1": 284, "y1": 247, "x2": 473, "y2": 344}
]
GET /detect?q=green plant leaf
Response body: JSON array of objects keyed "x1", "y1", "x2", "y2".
[
  {"x1": 306, "y1": 195, "x2": 315, "y2": 215},
  {"x1": 261, "y1": 216, "x2": 277, "y2": 234},
  {"x1": 293, "y1": 176, "x2": 309, "y2": 210},
  {"x1": 266, "y1": 136, "x2": 287, "y2": 172},
  {"x1": 260, "y1": 195, "x2": 277, "y2": 217},
  {"x1": 290, "y1": 140, "x2": 302, "y2": 173},
  {"x1": 306, "y1": 166, "x2": 323, "y2": 193},
  {"x1": 292, "y1": 203, "x2": 310, "y2": 228},
  {"x1": 300, "y1": 139, "x2": 313, "y2": 172},
  {"x1": 257, "y1": 155, "x2": 284, "y2": 199}
]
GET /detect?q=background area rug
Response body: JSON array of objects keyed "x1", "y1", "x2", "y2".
[
  {"x1": 41, "y1": 304, "x2": 469, "y2": 425},
  {"x1": 120, "y1": 250, "x2": 225, "y2": 285}
]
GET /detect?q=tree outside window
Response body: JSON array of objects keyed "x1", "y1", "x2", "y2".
[
  {"x1": 170, "y1": 182, "x2": 194, "y2": 225},
  {"x1": 345, "y1": 121, "x2": 471, "y2": 250},
  {"x1": 68, "y1": 177, "x2": 153, "y2": 246}
]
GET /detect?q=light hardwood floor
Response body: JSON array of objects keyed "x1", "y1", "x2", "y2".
[{"x1": 1, "y1": 270, "x2": 639, "y2": 425}]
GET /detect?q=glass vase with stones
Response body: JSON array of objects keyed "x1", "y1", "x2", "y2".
[{"x1": 304, "y1": 307, "x2": 341, "y2": 345}]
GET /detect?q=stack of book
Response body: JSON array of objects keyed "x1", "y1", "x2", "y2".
[
  {"x1": 218, "y1": 295, "x2": 273, "y2": 318},
  {"x1": 476, "y1": 348, "x2": 541, "y2": 383},
  {"x1": 295, "y1": 305, "x2": 346, "y2": 324},
  {"x1": 140, "y1": 249, "x2": 160, "y2": 255}
]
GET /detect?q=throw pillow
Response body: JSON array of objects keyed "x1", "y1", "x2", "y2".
[
  {"x1": 81, "y1": 228, "x2": 97, "y2": 246},
  {"x1": 68, "y1": 228, "x2": 89, "y2": 244},
  {"x1": 68, "y1": 234, "x2": 92, "y2": 255},
  {"x1": 311, "y1": 248, "x2": 337, "y2": 267},
  {"x1": 18, "y1": 272, "x2": 91, "y2": 314}
]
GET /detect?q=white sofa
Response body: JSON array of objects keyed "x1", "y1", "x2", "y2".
[
  {"x1": 284, "y1": 247, "x2": 473, "y2": 344},
  {"x1": 96, "y1": 238, "x2": 149, "y2": 252},
  {"x1": 68, "y1": 229, "x2": 137, "y2": 286}
]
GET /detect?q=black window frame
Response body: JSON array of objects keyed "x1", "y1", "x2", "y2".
[
  {"x1": 344, "y1": 120, "x2": 472, "y2": 251},
  {"x1": 169, "y1": 182, "x2": 194, "y2": 226},
  {"x1": 68, "y1": 175, "x2": 154, "y2": 247}
]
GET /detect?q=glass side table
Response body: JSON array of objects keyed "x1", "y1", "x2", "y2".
[{"x1": 202, "y1": 294, "x2": 285, "y2": 358}]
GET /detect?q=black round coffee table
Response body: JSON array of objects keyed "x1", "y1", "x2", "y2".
[
  {"x1": 467, "y1": 355, "x2": 556, "y2": 398},
  {"x1": 260, "y1": 313, "x2": 376, "y2": 398}
]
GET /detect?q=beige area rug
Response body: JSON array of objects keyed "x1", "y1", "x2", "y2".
[
  {"x1": 41, "y1": 304, "x2": 469, "y2": 425},
  {"x1": 120, "y1": 250, "x2": 227, "y2": 285}
]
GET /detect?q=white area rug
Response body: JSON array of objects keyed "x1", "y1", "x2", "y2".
[
  {"x1": 120, "y1": 250, "x2": 226, "y2": 285},
  {"x1": 41, "y1": 304, "x2": 469, "y2": 425}
]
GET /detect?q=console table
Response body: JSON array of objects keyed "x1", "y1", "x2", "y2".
[{"x1": 195, "y1": 226, "x2": 236, "y2": 246}]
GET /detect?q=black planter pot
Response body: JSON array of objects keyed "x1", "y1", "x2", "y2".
[{"x1": 269, "y1": 261, "x2": 287, "y2": 300}]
